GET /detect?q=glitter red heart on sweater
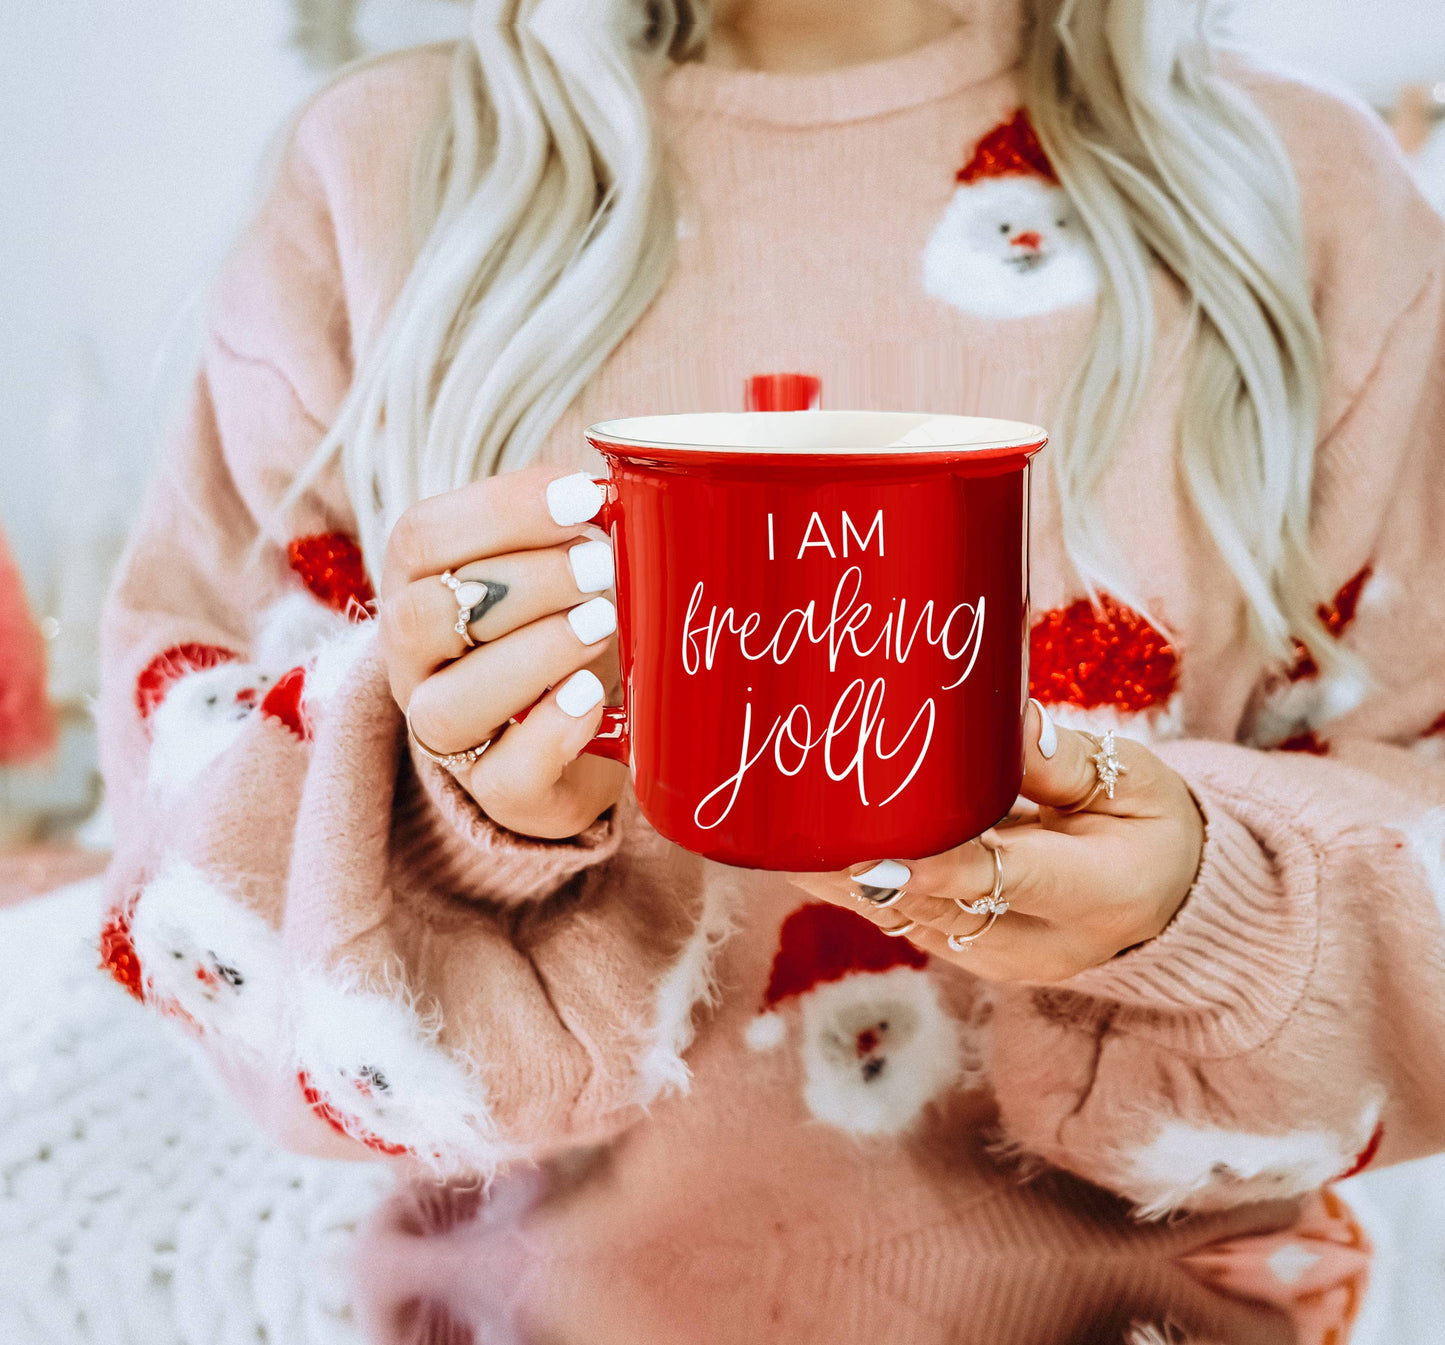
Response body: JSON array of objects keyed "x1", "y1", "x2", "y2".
[
  {"x1": 286, "y1": 533, "x2": 375, "y2": 615},
  {"x1": 1028, "y1": 594, "x2": 1179, "y2": 713}
]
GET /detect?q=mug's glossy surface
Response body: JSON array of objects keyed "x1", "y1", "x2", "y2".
[{"x1": 581, "y1": 411, "x2": 1046, "y2": 871}]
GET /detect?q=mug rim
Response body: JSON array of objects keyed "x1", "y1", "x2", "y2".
[{"x1": 585, "y1": 410, "x2": 1047, "y2": 460}]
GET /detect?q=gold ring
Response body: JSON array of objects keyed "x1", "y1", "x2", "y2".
[
  {"x1": 953, "y1": 841, "x2": 1007, "y2": 917},
  {"x1": 880, "y1": 919, "x2": 918, "y2": 938},
  {"x1": 406, "y1": 704, "x2": 494, "y2": 772},
  {"x1": 947, "y1": 907, "x2": 1003, "y2": 952}
]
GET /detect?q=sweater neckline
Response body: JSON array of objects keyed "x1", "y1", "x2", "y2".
[{"x1": 659, "y1": 8, "x2": 1024, "y2": 128}]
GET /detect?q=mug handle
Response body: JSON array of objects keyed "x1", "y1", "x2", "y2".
[{"x1": 577, "y1": 480, "x2": 630, "y2": 766}]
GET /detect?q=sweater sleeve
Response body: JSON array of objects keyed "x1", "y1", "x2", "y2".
[
  {"x1": 985, "y1": 251, "x2": 1445, "y2": 1218},
  {"x1": 96, "y1": 79, "x2": 727, "y2": 1175}
]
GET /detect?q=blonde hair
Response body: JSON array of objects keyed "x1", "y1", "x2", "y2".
[
  {"x1": 1024, "y1": 0, "x2": 1335, "y2": 668},
  {"x1": 285, "y1": 0, "x2": 702, "y2": 565},
  {"x1": 288, "y1": 0, "x2": 1336, "y2": 672}
]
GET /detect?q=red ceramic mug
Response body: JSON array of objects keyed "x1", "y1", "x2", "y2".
[{"x1": 575, "y1": 411, "x2": 1047, "y2": 871}]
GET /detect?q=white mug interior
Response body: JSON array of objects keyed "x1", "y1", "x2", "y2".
[{"x1": 586, "y1": 410, "x2": 1047, "y2": 455}]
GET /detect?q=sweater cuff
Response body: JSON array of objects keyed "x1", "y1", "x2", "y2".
[
  {"x1": 1059, "y1": 766, "x2": 1319, "y2": 1057},
  {"x1": 396, "y1": 737, "x2": 625, "y2": 906}
]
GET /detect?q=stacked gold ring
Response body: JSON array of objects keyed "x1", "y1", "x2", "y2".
[
  {"x1": 880, "y1": 920, "x2": 919, "y2": 938},
  {"x1": 946, "y1": 906, "x2": 1004, "y2": 952},
  {"x1": 406, "y1": 705, "x2": 493, "y2": 772},
  {"x1": 953, "y1": 842, "x2": 1007, "y2": 917},
  {"x1": 947, "y1": 842, "x2": 1008, "y2": 951}
]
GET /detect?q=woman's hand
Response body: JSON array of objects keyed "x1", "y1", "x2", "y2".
[
  {"x1": 378, "y1": 467, "x2": 627, "y2": 840},
  {"x1": 785, "y1": 702, "x2": 1206, "y2": 982}
]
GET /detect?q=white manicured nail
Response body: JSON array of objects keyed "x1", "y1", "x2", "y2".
[
  {"x1": 546, "y1": 473, "x2": 604, "y2": 526},
  {"x1": 568, "y1": 539, "x2": 614, "y2": 593},
  {"x1": 1030, "y1": 698, "x2": 1058, "y2": 759},
  {"x1": 567, "y1": 596, "x2": 616, "y2": 645},
  {"x1": 853, "y1": 860, "x2": 911, "y2": 889},
  {"x1": 556, "y1": 669, "x2": 605, "y2": 718}
]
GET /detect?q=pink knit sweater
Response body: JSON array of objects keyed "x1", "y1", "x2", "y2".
[{"x1": 99, "y1": 17, "x2": 1445, "y2": 1251}]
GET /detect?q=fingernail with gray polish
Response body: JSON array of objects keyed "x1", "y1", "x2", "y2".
[
  {"x1": 568, "y1": 539, "x2": 614, "y2": 593},
  {"x1": 567, "y1": 596, "x2": 616, "y2": 645},
  {"x1": 556, "y1": 669, "x2": 605, "y2": 717},
  {"x1": 546, "y1": 473, "x2": 605, "y2": 527},
  {"x1": 1030, "y1": 698, "x2": 1058, "y2": 759},
  {"x1": 852, "y1": 859, "x2": 911, "y2": 889}
]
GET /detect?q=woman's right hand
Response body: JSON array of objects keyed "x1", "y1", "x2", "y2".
[{"x1": 378, "y1": 466, "x2": 627, "y2": 840}]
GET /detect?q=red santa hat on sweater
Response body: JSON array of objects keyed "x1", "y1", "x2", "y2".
[
  {"x1": 1028, "y1": 594, "x2": 1184, "y2": 744},
  {"x1": 956, "y1": 107, "x2": 1059, "y2": 185},
  {"x1": 744, "y1": 902, "x2": 928, "y2": 1051}
]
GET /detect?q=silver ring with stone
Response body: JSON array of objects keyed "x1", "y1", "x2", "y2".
[
  {"x1": 1055, "y1": 729, "x2": 1129, "y2": 815},
  {"x1": 440, "y1": 569, "x2": 502, "y2": 650}
]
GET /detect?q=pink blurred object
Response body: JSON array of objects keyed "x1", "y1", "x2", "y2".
[
  {"x1": 0, "y1": 844, "x2": 109, "y2": 909},
  {"x1": 0, "y1": 526, "x2": 57, "y2": 764},
  {"x1": 1180, "y1": 1187, "x2": 1373, "y2": 1345}
]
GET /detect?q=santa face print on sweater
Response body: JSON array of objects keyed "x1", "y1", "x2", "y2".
[
  {"x1": 293, "y1": 977, "x2": 503, "y2": 1169},
  {"x1": 127, "y1": 861, "x2": 285, "y2": 1054},
  {"x1": 136, "y1": 537, "x2": 377, "y2": 799},
  {"x1": 796, "y1": 966, "x2": 963, "y2": 1136},
  {"x1": 747, "y1": 903, "x2": 964, "y2": 1136},
  {"x1": 143, "y1": 661, "x2": 275, "y2": 795},
  {"x1": 923, "y1": 109, "x2": 1100, "y2": 321},
  {"x1": 124, "y1": 542, "x2": 379, "y2": 1051}
]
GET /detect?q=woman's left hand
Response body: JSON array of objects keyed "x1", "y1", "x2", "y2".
[{"x1": 785, "y1": 702, "x2": 1206, "y2": 983}]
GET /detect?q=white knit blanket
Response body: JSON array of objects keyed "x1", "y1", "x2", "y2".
[{"x1": 0, "y1": 879, "x2": 394, "y2": 1345}]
